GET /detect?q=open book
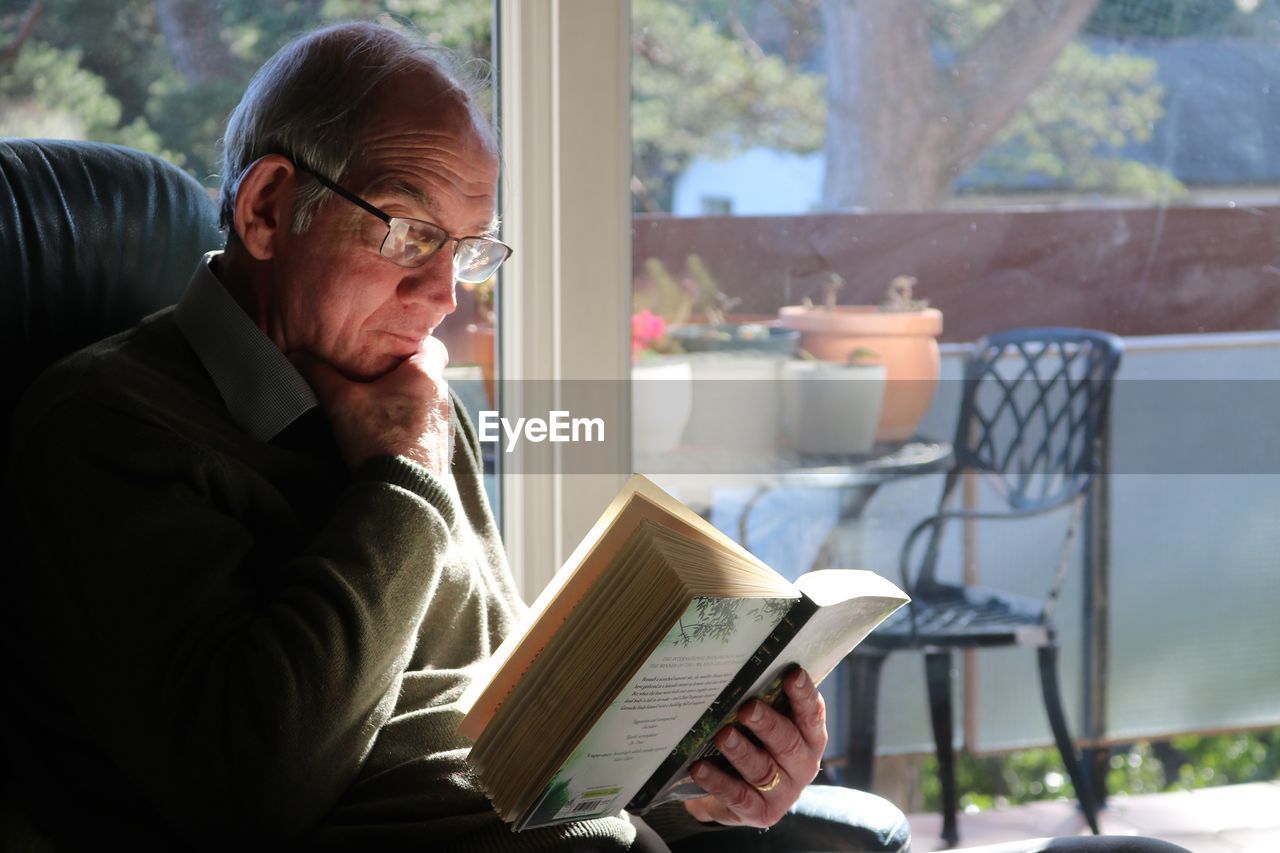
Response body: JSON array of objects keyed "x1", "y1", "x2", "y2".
[{"x1": 457, "y1": 474, "x2": 908, "y2": 831}]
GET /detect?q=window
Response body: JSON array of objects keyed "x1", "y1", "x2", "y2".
[{"x1": 628, "y1": 0, "x2": 1280, "y2": 790}]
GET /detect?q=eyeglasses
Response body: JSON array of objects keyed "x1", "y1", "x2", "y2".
[{"x1": 288, "y1": 156, "x2": 512, "y2": 284}]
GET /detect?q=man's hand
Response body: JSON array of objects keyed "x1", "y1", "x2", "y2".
[
  {"x1": 289, "y1": 338, "x2": 453, "y2": 476},
  {"x1": 684, "y1": 668, "x2": 827, "y2": 828}
]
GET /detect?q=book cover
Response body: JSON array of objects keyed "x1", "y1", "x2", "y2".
[
  {"x1": 515, "y1": 594, "x2": 795, "y2": 829},
  {"x1": 631, "y1": 571, "x2": 908, "y2": 811}
]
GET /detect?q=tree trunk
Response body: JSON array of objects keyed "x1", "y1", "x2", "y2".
[
  {"x1": 821, "y1": 0, "x2": 941, "y2": 210},
  {"x1": 821, "y1": 0, "x2": 1100, "y2": 211},
  {"x1": 154, "y1": 0, "x2": 239, "y2": 87}
]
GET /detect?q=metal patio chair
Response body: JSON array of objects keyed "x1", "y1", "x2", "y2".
[{"x1": 842, "y1": 327, "x2": 1123, "y2": 846}]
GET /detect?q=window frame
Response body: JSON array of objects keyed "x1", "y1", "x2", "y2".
[{"x1": 496, "y1": 0, "x2": 632, "y2": 598}]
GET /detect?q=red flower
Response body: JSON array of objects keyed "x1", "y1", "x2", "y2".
[{"x1": 631, "y1": 310, "x2": 667, "y2": 361}]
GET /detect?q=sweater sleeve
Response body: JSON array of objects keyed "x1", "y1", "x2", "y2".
[{"x1": 9, "y1": 390, "x2": 459, "y2": 847}]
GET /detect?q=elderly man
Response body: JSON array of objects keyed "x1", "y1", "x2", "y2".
[{"x1": 4, "y1": 21, "x2": 906, "y2": 853}]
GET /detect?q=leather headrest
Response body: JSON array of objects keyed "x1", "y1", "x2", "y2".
[{"x1": 0, "y1": 139, "x2": 223, "y2": 422}]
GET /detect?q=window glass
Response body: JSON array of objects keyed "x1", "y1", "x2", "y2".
[{"x1": 630, "y1": 0, "x2": 1280, "y2": 789}]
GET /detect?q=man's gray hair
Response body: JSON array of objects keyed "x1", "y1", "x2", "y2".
[{"x1": 218, "y1": 21, "x2": 492, "y2": 235}]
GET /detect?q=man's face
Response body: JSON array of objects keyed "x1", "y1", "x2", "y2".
[{"x1": 268, "y1": 72, "x2": 499, "y2": 381}]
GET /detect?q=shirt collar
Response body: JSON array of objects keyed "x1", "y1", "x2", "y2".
[{"x1": 174, "y1": 252, "x2": 319, "y2": 441}]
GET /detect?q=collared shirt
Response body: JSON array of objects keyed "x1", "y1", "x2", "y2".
[{"x1": 174, "y1": 252, "x2": 318, "y2": 441}]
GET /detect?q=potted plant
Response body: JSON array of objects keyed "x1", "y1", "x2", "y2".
[
  {"x1": 778, "y1": 274, "x2": 942, "y2": 443},
  {"x1": 635, "y1": 256, "x2": 796, "y2": 453},
  {"x1": 782, "y1": 348, "x2": 886, "y2": 456},
  {"x1": 640, "y1": 255, "x2": 799, "y2": 355},
  {"x1": 630, "y1": 308, "x2": 694, "y2": 456}
]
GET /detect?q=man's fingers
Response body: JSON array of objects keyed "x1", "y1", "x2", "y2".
[
  {"x1": 782, "y1": 669, "x2": 828, "y2": 752},
  {"x1": 715, "y1": 723, "x2": 780, "y2": 791},
  {"x1": 688, "y1": 760, "x2": 764, "y2": 827},
  {"x1": 682, "y1": 669, "x2": 830, "y2": 831},
  {"x1": 385, "y1": 353, "x2": 451, "y2": 421},
  {"x1": 284, "y1": 344, "x2": 453, "y2": 475},
  {"x1": 684, "y1": 792, "x2": 742, "y2": 826},
  {"x1": 412, "y1": 335, "x2": 450, "y2": 376},
  {"x1": 735, "y1": 698, "x2": 813, "y2": 783},
  {"x1": 393, "y1": 339, "x2": 451, "y2": 392}
]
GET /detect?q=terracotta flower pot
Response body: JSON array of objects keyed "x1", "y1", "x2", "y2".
[{"x1": 777, "y1": 306, "x2": 943, "y2": 443}]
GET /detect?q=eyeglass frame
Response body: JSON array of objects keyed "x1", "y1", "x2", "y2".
[{"x1": 279, "y1": 152, "x2": 513, "y2": 281}]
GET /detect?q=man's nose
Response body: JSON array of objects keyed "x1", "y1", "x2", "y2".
[{"x1": 398, "y1": 249, "x2": 458, "y2": 312}]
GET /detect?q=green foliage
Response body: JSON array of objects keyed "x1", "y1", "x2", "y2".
[
  {"x1": 1085, "y1": 0, "x2": 1280, "y2": 38},
  {"x1": 631, "y1": 0, "x2": 825, "y2": 211},
  {"x1": 928, "y1": 0, "x2": 1019, "y2": 51},
  {"x1": 144, "y1": 75, "x2": 244, "y2": 181},
  {"x1": 4, "y1": 0, "x2": 1269, "y2": 212},
  {"x1": 933, "y1": 0, "x2": 1280, "y2": 52},
  {"x1": 1163, "y1": 729, "x2": 1280, "y2": 789},
  {"x1": 634, "y1": 254, "x2": 738, "y2": 326},
  {"x1": 636, "y1": 258, "x2": 695, "y2": 326},
  {"x1": 629, "y1": 0, "x2": 1192, "y2": 209},
  {"x1": 1, "y1": 0, "x2": 492, "y2": 187},
  {"x1": 919, "y1": 729, "x2": 1280, "y2": 813},
  {"x1": 968, "y1": 42, "x2": 1185, "y2": 202},
  {"x1": 0, "y1": 39, "x2": 172, "y2": 156},
  {"x1": 6, "y1": 0, "x2": 168, "y2": 122}
]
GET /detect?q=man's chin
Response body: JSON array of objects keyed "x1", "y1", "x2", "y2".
[{"x1": 344, "y1": 352, "x2": 415, "y2": 382}]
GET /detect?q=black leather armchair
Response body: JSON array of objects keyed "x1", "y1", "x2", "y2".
[
  {"x1": 1, "y1": 138, "x2": 222, "y2": 849},
  {"x1": 0, "y1": 138, "x2": 223, "y2": 430}
]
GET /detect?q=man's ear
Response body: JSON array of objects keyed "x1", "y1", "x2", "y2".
[{"x1": 233, "y1": 155, "x2": 296, "y2": 261}]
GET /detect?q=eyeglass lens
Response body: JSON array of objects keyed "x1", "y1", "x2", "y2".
[{"x1": 383, "y1": 219, "x2": 509, "y2": 282}]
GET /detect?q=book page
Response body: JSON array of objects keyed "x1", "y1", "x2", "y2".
[
  {"x1": 515, "y1": 595, "x2": 792, "y2": 830},
  {"x1": 459, "y1": 475, "x2": 788, "y2": 740},
  {"x1": 456, "y1": 479, "x2": 647, "y2": 728},
  {"x1": 785, "y1": 570, "x2": 909, "y2": 683}
]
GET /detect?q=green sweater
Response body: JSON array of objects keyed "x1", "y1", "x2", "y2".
[{"x1": 5, "y1": 310, "x2": 702, "y2": 851}]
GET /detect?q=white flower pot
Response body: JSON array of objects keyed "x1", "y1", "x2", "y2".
[
  {"x1": 777, "y1": 306, "x2": 942, "y2": 442},
  {"x1": 631, "y1": 359, "x2": 693, "y2": 455},
  {"x1": 782, "y1": 361, "x2": 887, "y2": 456},
  {"x1": 680, "y1": 353, "x2": 786, "y2": 453}
]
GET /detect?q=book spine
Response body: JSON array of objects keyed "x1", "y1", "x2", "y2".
[{"x1": 626, "y1": 594, "x2": 819, "y2": 811}]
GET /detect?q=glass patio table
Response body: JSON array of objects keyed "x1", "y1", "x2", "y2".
[{"x1": 640, "y1": 439, "x2": 953, "y2": 572}]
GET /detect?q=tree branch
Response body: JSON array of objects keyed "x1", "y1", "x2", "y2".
[
  {"x1": 945, "y1": 0, "x2": 1101, "y2": 170},
  {"x1": 767, "y1": 0, "x2": 822, "y2": 65},
  {"x1": 728, "y1": 14, "x2": 766, "y2": 63},
  {"x1": 1, "y1": 1, "x2": 43, "y2": 73}
]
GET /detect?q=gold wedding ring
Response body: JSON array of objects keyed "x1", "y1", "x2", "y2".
[{"x1": 753, "y1": 768, "x2": 783, "y2": 793}]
